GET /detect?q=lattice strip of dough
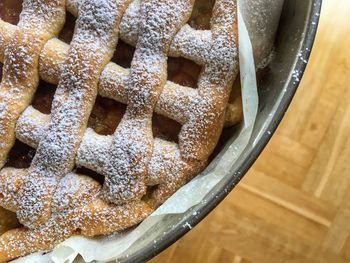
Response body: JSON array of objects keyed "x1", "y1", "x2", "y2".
[
  {"x1": 15, "y1": 0, "x2": 133, "y2": 229},
  {"x1": 1, "y1": 0, "x2": 238, "y2": 207},
  {"x1": 16, "y1": 89, "x2": 191, "y2": 208},
  {"x1": 0, "y1": 0, "x2": 239, "y2": 260},
  {"x1": 68, "y1": 0, "x2": 211, "y2": 66},
  {"x1": 15, "y1": 0, "x2": 238, "y2": 205},
  {"x1": 0, "y1": 168, "x2": 152, "y2": 261},
  {"x1": 102, "y1": 0, "x2": 196, "y2": 204},
  {"x1": 42, "y1": 39, "x2": 205, "y2": 125},
  {"x1": 0, "y1": 3, "x2": 242, "y2": 127},
  {"x1": 0, "y1": 0, "x2": 65, "y2": 167}
]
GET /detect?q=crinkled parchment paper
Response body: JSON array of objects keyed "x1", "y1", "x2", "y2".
[
  {"x1": 240, "y1": 0, "x2": 284, "y2": 67},
  {"x1": 13, "y1": 1, "x2": 284, "y2": 262}
]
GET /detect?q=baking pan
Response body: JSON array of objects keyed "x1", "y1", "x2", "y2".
[{"x1": 114, "y1": 0, "x2": 322, "y2": 261}]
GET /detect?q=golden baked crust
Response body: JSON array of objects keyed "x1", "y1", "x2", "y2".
[{"x1": 0, "y1": 0, "x2": 239, "y2": 261}]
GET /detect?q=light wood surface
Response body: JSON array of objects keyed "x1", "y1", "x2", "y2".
[{"x1": 151, "y1": 0, "x2": 350, "y2": 262}]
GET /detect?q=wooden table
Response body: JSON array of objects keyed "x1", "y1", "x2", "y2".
[{"x1": 151, "y1": 0, "x2": 350, "y2": 262}]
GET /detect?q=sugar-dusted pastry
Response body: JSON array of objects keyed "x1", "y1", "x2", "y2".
[{"x1": 0, "y1": 0, "x2": 239, "y2": 260}]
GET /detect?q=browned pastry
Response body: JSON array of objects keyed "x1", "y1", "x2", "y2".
[
  {"x1": 0, "y1": 168, "x2": 152, "y2": 261},
  {"x1": 0, "y1": 0, "x2": 240, "y2": 261}
]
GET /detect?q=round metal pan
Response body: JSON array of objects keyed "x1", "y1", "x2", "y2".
[{"x1": 118, "y1": 0, "x2": 322, "y2": 261}]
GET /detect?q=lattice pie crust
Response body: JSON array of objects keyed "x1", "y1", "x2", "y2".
[{"x1": 0, "y1": 0, "x2": 239, "y2": 260}]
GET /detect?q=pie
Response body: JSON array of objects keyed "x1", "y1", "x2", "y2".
[{"x1": 0, "y1": 0, "x2": 241, "y2": 261}]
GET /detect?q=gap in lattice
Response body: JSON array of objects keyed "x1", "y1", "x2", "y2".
[
  {"x1": 75, "y1": 166, "x2": 105, "y2": 186},
  {"x1": 111, "y1": 40, "x2": 136, "y2": 69},
  {"x1": 152, "y1": 113, "x2": 182, "y2": 144},
  {"x1": 0, "y1": 0, "x2": 22, "y2": 25},
  {"x1": 5, "y1": 140, "x2": 35, "y2": 169},
  {"x1": 58, "y1": 11, "x2": 77, "y2": 44},
  {"x1": 188, "y1": 0, "x2": 216, "y2": 30},
  {"x1": 88, "y1": 96, "x2": 126, "y2": 135},
  {"x1": 167, "y1": 57, "x2": 201, "y2": 89},
  {"x1": 141, "y1": 185, "x2": 159, "y2": 202},
  {"x1": 31, "y1": 80, "x2": 56, "y2": 114}
]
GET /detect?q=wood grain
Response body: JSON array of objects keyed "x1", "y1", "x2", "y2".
[{"x1": 151, "y1": 0, "x2": 350, "y2": 262}]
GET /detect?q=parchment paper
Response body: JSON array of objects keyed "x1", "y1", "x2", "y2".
[
  {"x1": 13, "y1": 1, "x2": 284, "y2": 262},
  {"x1": 239, "y1": 0, "x2": 285, "y2": 68}
]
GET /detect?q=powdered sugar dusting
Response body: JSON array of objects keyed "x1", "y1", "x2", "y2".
[
  {"x1": 2, "y1": 1, "x2": 240, "y2": 126},
  {"x1": 103, "y1": 0, "x2": 195, "y2": 205},
  {"x1": 0, "y1": 168, "x2": 152, "y2": 260},
  {"x1": 180, "y1": 0, "x2": 238, "y2": 161},
  {"x1": 0, "y1": 0, "x2": 239, "y2": 260},
  {"x1": 14, "y1": 107, "x2": 185, "y2": 205},
  {"x1": 17, "y1": 0, "x2": 131, "y2": 229},
  {"x1": 16, "y1": 106, "x2": 49, "y2": 149},
  {"x1": 0, "y1": 0, "x2": 65, "y2": 168}
]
